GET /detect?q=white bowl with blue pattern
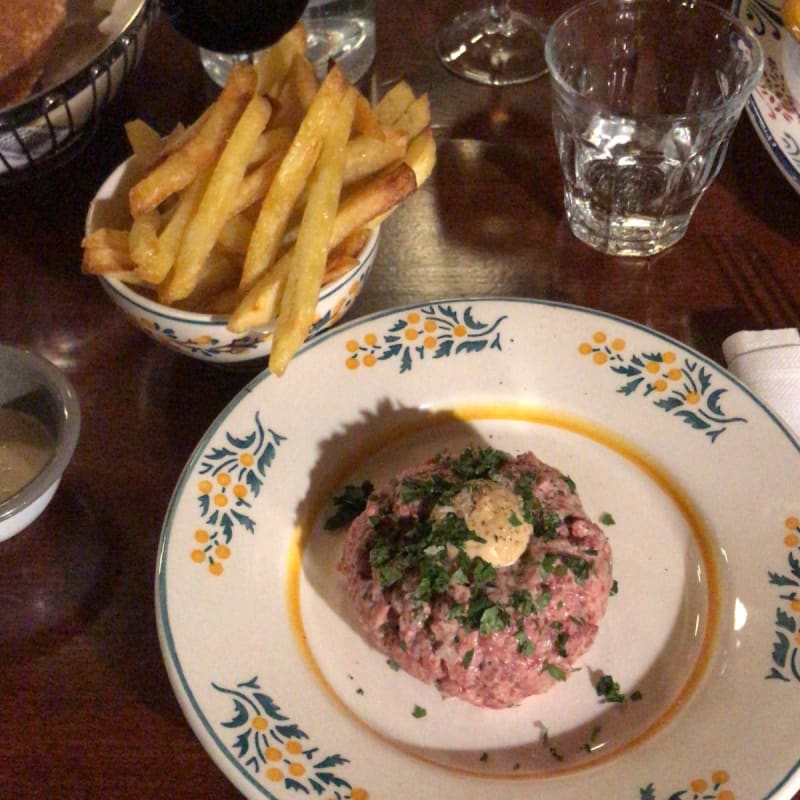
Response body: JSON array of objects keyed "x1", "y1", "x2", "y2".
[{"x1": 87, "y1": 157, "x2": 379, "y2": 366}]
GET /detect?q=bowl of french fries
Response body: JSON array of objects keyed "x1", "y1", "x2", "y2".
[{"x1": 82, "y1": 24, "x2": 436, "y2": 374}]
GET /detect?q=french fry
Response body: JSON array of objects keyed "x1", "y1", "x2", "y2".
[
  {"x1": 270, "y1": 85, "x2": 358, "y2": 375},
  {"x1": 331, "y1": 226, "x2": 371, "y2": 259},
  {"x1": 332, "y1": 160, "x2": 417, "y2": 244},
  {"x1": 240, "y1": 64, "x2": 350, "y2": 292},
  {"x1": 343, "y1": 131, "x2": 408, "y2": 185},
  {"x1": 271, "y1": 53, "x2": 319, "y2": 129},
  {"x1": 375, "y1": 81, "x2": 415, "y2": 126},
  {"x1": 129, "y1": 63, "x2": 256, "y2": 217},
  {"x1": 81, "y1": 228, "x2": 136, "y2": 274},
  {"x1": 206, "y1": 286, "x2": 243, "y2": 315},
  {"x1": 217, "y1": 213, "x2": 255, "y2": 256},
  {"x1": 247, "y1": 126, "x2": 295, "y2": 168},
  {"x1": 322, "y1": 254, "x2": 359, "y2": 284},
  {"x1": 124, "y1": 120, "x2": 163, "y2": 166},
  {"x1": 291, "y1": 129, "x2": 408, "y2": 220},
  {"x1": 228, "y1": 161, "x2": 417, "y2": 334},
  {"x1": 404, "y1": 127, "x2": 437, "y2": 187},
  {"x1": 161, "y1": 94, "x2": 271, "y2": 303},
  {"x1": 129, "y1": 209, "x2": 161, "y2": 274},
  {"x1": 142, "y1": 164, "x2": 213, "y2": 286},
  {"x1": 353, "y1": 92, "x2": 385, "y2": 140},
  {"x1": 174, "y1": 249, "x2": 241, "y2": 312},
  {"x1": 392, "y1": 94, "x2": 431, "y2": 139},
  {"x1": 254, "y1": 23, "x2": 307, "y2": 95},
  {"x1": 323, "y1": 226, "x2": 370, "y2": 284},
  {"x1": 230, "y1": 134, "x2": 293, "y2": 217}
]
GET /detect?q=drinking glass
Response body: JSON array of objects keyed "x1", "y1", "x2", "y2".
[
  {"x1": 160, "y1": 0, "x2": 310, "y2": 86},
  {"x1": 303, "y1": 0, "x2": 375, "y2": 84},
  {"x1": 435, "y1": 1, "x2": 548, "y2": 85},
  {"x1": 544, "y1": 0, "x2": 763, "y2": 257}
]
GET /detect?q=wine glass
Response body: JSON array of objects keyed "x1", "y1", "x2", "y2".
[
  {"x1": 435, "y1": 1, "x2": 548, "y2": 85},
  {"x1": 160, "y1": 0, "x2": 310, "y2": 86}
]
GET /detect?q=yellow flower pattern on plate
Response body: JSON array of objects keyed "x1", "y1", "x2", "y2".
[
  {"x1": 579, "y1": 331, "x2": 747, "y2": 442},
  {"x1": 190, "y1": 413, "x2": 286, "y2": 575},
  {"x1": 640, "y1": 770, "x2": 735, "y2": 799},
  {"x1": 214, "y1": 677, "x2": 368, "y2": 799},
  {"x1": 767, "y1": 515, "x2": 800, "y2": 681},
  {"x1": 343, "y1": 303, "x2": 506, "y2": 373}
]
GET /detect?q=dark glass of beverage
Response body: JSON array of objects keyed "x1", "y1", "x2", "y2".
[
  {"x1": 161, "y1": 0, "x2": 309, "y2": 53},
  {"x1": 161, "y1": 0, "x2": 310, "y2": 85}
]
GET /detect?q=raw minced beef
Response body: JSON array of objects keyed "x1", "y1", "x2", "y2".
[{"x1": 335, "y1": 446, "x2": 614, "y2": 709}]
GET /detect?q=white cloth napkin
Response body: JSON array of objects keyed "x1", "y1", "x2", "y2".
[{"x1": 722, "y1": 329, "x2": 800, "y2": 437}]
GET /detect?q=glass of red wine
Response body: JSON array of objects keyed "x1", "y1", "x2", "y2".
[
  {"x1": 435, "y1": 0, "x2": 548, "y2": 85},
  {"x1": 161, "y1": 0, "x2": 310, "y2": 86}
]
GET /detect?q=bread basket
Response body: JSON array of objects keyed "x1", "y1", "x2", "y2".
[{"x1": 0, "y1": 0, "x2": 153, "y2": 184}]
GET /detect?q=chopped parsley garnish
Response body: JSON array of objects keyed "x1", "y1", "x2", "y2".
[
  {"x1": 412, "y1": 705, "x2": 427, "y2": 718},
  {"x1": 534, "y1": 589, "x2": 552, "y2": 612},
  {"x1": 555, "y1": 631, "x2": 570, "y2": 657},
  {"x1": 516, "y1": 630, "x2": 535, "y2": 656},
  {"x1": 478, "y1": 603, "x2": 508, "y2": 635},
  {"x1": 535, "y1": 509, "x2": 561, "y2": 540},
  {"x1": 479, "y1": 752, "x2": 489, "y2": 762},
  {"x1": 470, "y1": 557, "x2": 496, "y2": 584},
  {"x1": 511, "y1": 589, "x2": 533, "y2": 616},
  {"x1": 595, "y1": 674, "x2": 625, "y2": 703},
  {"x1": 630, "y1": 689, "x2": 643, "y2": 701},
  {"x1": 563, "y1": 475, "x2": 577, "y2": 493},
  {"x1": 462, "y1": 649, "x2": 474, "y2": 669},
  {"x1": 599, "y1": 511, "x2": 616, "y2": 526},
  {"x1": 549, "y1": 746, "x2": 564, "y2": 762},
  {"x1": 560, "y1": 553, "x2": 592, "y2": 583},
  {"x1": 386, "y1": 658, "x2": 401, "y2": 671},
  {"x1": 610, "y1": 579, "x2": 619, "y2": 596},
  {"x1": 446, "y1": 446, "x2": 509, "y2": 481},
  {"x1": 324, "y1": 480, "x2": 374, "y2": 529},
  {"x1": 514, "y1": 471, "x2": 536, "y2": 524},
  {"x1": 542, "y1": 663, "x2": 567, "y2": 681},
  {"x1": 377, "y1": 564, "x2": 404, "y2": 588},
  {"x1": 398, "y1": 473, "x2": 454, "y2": 505},
  {"x1": 540, "y1": 552, "x2": 557, "y2": 575},
  {"x1": 583, "y1": 725, "x2": 602, "y2": 752}
]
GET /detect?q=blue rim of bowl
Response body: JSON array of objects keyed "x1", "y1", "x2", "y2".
[
  {"x1": 98, "y1": 224, "x2": 380, "y2": 330},
  {"x1": 0, "y1": 346, "x2": 81, "y2": 524}
]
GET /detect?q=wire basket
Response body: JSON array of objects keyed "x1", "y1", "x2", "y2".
[{"x1": 0, "y1": 0, "x2": 155, "y2": 185}]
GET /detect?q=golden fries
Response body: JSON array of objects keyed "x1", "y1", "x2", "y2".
[
  {"x1": 82, "y1": 23, "x2": 438, "y2": 374},
  {"x1": 270, "y1": 84, "x2": 357, "y2": 375},
  {"x1": 240, "y1": 65, "x2": 350, "y2": 292},
  {"x1": 161, "y1": 94, "x2": 272, "y2": 303},
  {"x1": 129, "y1": 63, "x2": 257, "y2": 216}
]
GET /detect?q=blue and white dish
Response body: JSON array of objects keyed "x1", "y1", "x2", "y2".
[
  {"x1": 736, "y1": 0, "x2": 800, "y2": 194},
  {"x1": 156, "y1": 298, "x2": 800, "y2": 800}
]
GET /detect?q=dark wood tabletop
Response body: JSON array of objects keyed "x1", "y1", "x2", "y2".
[{"x1": 1, "y1": 2, "x2": 799, "y2": 798}]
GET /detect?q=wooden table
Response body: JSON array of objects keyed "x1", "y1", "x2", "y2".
[{"x1": 1, "y1": 3, "x2": 798, "y2": 798}]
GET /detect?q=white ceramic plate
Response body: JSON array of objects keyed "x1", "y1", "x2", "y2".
[
  {"x1": 156, "y1": 298, "x2": 800, "y2": 800},
  {"x1": 736, "y1": 0, "x2": 800, "y2": 194}
]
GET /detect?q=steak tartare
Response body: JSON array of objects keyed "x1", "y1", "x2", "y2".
[{"x1": 334, "y1": 446, "x2": 614, "y2": 709}]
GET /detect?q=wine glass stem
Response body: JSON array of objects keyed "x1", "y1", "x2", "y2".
[{"x1": 490, "y1": 1, "x2": 513, "y2": 32}]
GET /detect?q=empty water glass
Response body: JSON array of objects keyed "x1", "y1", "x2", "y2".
[{"x1": 545, "y1": 0, "x2": 763, "y2": 257}]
